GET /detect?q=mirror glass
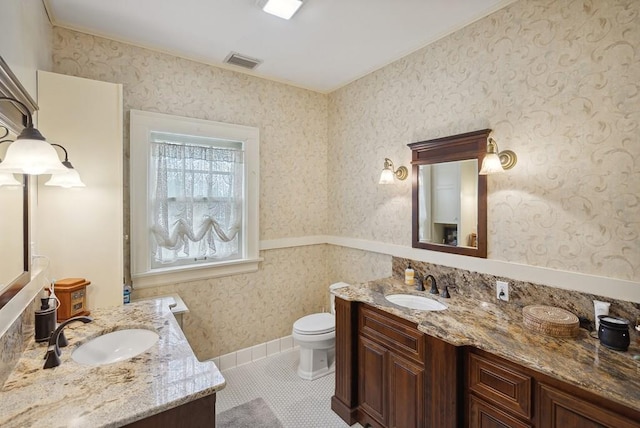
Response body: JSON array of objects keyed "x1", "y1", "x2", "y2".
[
  {"x1": 0, "y1": 56, "x2": 31, "y2": 308},
  {"x1": 409, "y1": 129, "x2": 489, "y2": 258},
  {"x1": 0, "y1": 130, "x2": 25, "y2": 291},
  {"x1": 417, "y1": 160, "x2": 478, "y2": 248}
]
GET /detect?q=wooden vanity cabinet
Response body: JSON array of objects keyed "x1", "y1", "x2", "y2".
[
  {"x1": 358, "y1": 305, "x2": 426, "y2": 428},
  {"x1": 465, "y1": 348, "x2": 640, "y2": 428},
  {"x1": 332, "y1": 298, "x2": 462, "y2": 428},
  {"x1": 124, "y1": 393, "x2": 216, "y2": 427},
  {"x1": 466, "y1": 349, "x2": 532, "y2": 428}
]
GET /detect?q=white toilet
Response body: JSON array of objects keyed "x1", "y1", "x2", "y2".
[{"x1": 292, "y1": 282, "x2": 350, "y2": 380}]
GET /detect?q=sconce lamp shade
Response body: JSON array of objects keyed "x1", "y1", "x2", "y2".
[
  {"x1": 0, "y1": 172, "x2": 21, "y2": 186},
  {"x1": 479, "y1": 137, "x2": 517, "y2": 175},
  {"x1": 0, "y1": 126, "x2": 68, "y2": 175},
  {"x1": 0, "y1": 97, "x2": 68, "y2": 175},
  {"x1": 44, "y1": 167, "x2": 85, "y2": 188},
  {"x1": 379, "y1": 168, "x2": 396, "y2": 184},
  {"x1": 379, "y1": 157, "x2": 408, "y2": 184},
  {"x1": 479, "y1": 152, "x2": 504, "y2": 175},
  {"x1": 44, "y1": 143, "x2": 85, "y2": 187}
]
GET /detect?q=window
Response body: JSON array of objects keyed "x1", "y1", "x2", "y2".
[{"x1": 130, "y1": 110, "x2": 260, "y2": 287}]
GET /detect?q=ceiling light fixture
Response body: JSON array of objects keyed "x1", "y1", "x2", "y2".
[{"x1": 262, "y1": 0, "x2": 303, "y2": 20}]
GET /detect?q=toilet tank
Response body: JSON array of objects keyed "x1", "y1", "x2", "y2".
[{"x1": 329, "y1": 282, "x2": 350, "y2": 314}]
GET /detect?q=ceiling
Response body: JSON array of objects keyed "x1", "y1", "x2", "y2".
[{"x1": 44, "y1": 0, "x2": 517, "y2": 93}]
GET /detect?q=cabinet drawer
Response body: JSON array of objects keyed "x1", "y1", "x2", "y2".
[
  {"x1": 359, "y1": 305, "x2": 424, "y2": 363},
  {"x1": 469, "y1": 395, "x2": 532, "y2": 428},
  {"x1": 468, "y1": 352, "x2": 532, "y2": 419},
  {"x1": 537, "y1": 383, "x2": 640, "y2": 428}
]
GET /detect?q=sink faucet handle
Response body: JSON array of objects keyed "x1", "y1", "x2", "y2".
[
  {"x1": 415, "y1": 274, "x2": 425, "y2": 292},
  {"x1": 43, "y1": 316, "x2": 93, "y2": 369},
  {"x1": 425, "y1": 275, "x2": 438, "y2": 295},
  {"x1": 440, "y1": 285, "x2": 457, "y2": 299}
]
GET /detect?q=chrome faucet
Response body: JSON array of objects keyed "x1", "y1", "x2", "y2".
[
  {"x1": 425, "y1": 275, "x2": 438, "y2": 295},
  {"x1": 43, "y1": 316, "x2": 93, "y2": 369}
]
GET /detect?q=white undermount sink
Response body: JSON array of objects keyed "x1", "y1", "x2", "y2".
[
  {"x1": 71, "y1": 329, "x2": 159, "y2": 365},
  {"x1": 385, "y1": 294, "x2": 447, "y2": 311}
]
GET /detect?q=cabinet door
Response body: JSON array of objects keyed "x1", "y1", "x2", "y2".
[
  {"x1": 537, "y1": 383, "x2": 640, "y2": 428},
  {"x1": 469, "y1": 395, "x2": 531, "y2": 428},
  {"x1": 388, "y1": 354, "x2": 425, "y2": 428},
  {"x1": 359, "y1": 336, "x2": 388, "y2": 426}
]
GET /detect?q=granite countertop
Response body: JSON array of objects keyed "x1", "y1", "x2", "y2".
[
  {"x1": 0, "y1": 298, "x2": 225, "y2": 428},
  {"x1": 333, "y1": 277, "x2": 640, "y2": 412}
]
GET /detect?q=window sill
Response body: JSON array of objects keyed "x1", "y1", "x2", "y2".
[{"x1": 132, "y1": 257, "x2": 263, "y2": 288}]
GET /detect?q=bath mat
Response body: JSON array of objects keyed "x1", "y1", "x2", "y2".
[{"x1": 217, "y1": 397, "x2": 284, "y2": 428}]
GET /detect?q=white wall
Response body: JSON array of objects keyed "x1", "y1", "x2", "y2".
[
  {"x1": 36, "y1": 70, "x2": 124, "y2": 310},
  {"x1": 0, "y1": 0, "x2": 52, "y2": 98},
  {"x1": 0, "y1": 0, "x2": 53, "y2": 341}
]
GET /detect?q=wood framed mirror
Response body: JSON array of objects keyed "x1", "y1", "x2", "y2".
[
  {"x1": 408, "y1": 129, "x2": 489, "y2": 258},
  {"x1": 0, "y1": 56, "x2": 33, "y2": 309}
]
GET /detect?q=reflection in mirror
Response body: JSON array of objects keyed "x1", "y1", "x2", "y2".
[
  {"x1": 0, "y1": 127, "x2": 24, "y2": 292},
  {"x1": 0, "y1": 56, "x2": 33, "y2": 309},
  {"x1": 409, "y1": 129, "x2": 489, "y2": 258},
  {"x1": 417, "y1": 160, "x2": 478, "y2": 248}
]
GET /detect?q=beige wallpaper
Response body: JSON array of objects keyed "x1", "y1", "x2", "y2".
[
  {"x1": 327, "y1": 246, "x2": 392, "y2": 285},
  {"x1": 134, "y1": 246, "x2": 329, "y2": 359},
  {"x1": 52, "y1": 28, "x2": 331, "y2": 358},
  {"x1": 48, "y1": 0, "x2": 639, "y2": 358},
  {"x1": 328, "y1": 0, "x2": 640, "y2": 282},
  {"x1": 52, "y1": 27, "x2": 329, "y2": 242}
]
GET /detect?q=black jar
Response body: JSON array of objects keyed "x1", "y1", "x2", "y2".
[{"x1": 597, "y1": 315, "x2": 630, "y2": 351}]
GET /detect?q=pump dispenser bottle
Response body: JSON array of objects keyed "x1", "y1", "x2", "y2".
[
  {"x1": 404, "y1": 264, "x2": 415, "y2": 286},
  {"x1": 35, "y1": 298, "x2": 56, "y2": 342}
]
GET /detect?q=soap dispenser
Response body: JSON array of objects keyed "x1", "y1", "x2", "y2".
[
  {"x1": 35, "y1": 297, "x2": 56, "y2": 342},
  {"x1": 404, "y1": 264, "x2": 415, "y2": 286}
]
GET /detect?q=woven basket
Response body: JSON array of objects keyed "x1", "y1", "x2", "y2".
[{"x1": 522, "y1": 305, "x2": 579, "y2": 337}]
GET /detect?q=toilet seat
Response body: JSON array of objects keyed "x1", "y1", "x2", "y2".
[{"x1": 293, "y1": 313, "x2": 334, "y2": 335}]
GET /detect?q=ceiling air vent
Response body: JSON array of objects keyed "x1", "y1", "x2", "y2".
[{"x1": 224, "y1": 52, "x2": 262, "y2": 70}]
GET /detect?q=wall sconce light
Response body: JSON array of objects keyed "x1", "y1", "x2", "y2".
[
  {"x1": 379, "y1": 158, "x2": 408, "y2": 184},
  {"x1": 44, "y1": 144, "x2": 86, "y2": 188},
  {"x1": 0, "y1": 129, "x2": 21, "y2": 187},
  {"x1": 479, "y1": 136, "x2": 517, "y2": 175},
  {"x1": 0, "y1": 97, "x2": 67, "y2": 175}
]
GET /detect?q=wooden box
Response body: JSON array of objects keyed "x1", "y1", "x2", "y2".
[{"x1": 53, "y1": 277, "x2": 91, "y2": 322}]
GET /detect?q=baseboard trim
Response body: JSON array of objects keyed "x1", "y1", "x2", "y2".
[{"x1": 211, "y1": 335, "x2": 298, "y2": 371}]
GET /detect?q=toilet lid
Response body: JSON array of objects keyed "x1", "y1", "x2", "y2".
[{"x1": 293, "y1": 313, "x2": 335, "y2": 335}]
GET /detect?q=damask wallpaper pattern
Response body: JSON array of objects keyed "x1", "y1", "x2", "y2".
[
  {"x1": 328, "y1": 0, "x2": 639, "y2": 282},
  {"x1": 49, "y1": 0, "x2": 639, "y2": 357},
  {"x1": 52, "y1": 28, "x2": 331, "y2": 358}
]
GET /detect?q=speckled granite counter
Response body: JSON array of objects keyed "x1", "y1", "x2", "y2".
[
  {"x1": 333, "y1": 278, "x2": 640, "y2": 412},
  {"x1": 0, "y1": 298, "x2": 225, "y2": 428}
]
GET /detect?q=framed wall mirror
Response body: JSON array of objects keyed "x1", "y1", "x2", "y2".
[
  {"x1": 0, "y1": 56, "x2": 34, "y2": 309},
  {"x1": 408, "y1": 129, "x2": 489, "y2": 258}
]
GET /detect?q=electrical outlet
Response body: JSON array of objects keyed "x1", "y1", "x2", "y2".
[{"x1": 496, "y1": 280, "x2": 509, "y2": 301}]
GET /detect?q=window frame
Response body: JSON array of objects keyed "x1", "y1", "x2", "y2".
[{"x1": 130, "y1": 110, "x2": 260, "y2": 288}]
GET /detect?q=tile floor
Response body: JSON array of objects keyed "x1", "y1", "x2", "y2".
[{"x1": 216, "y1": 348, "x2": 362, "y2": 428}]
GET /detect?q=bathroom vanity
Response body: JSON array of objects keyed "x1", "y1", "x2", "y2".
[
  {"x1": 0, "y1": 298, "x2": 225, "y2": 427},
  {"x1": 331, "y1": 279, "x2": 640, "y2": 428}
]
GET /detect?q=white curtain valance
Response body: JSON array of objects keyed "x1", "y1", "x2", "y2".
[{"x1": 150, "y1": 140, "x2": 243, "y2": 265}]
